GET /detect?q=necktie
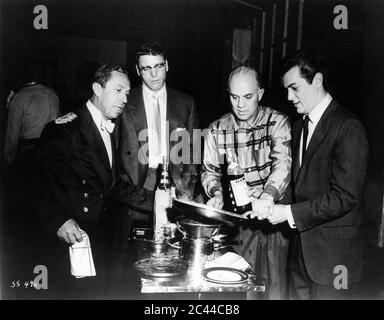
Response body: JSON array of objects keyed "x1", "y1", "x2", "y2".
[
  {"x1": 152, "y1": 96, "x2": 162, "y2": 156},
  {"x1": 100, "y1": 119, "x2": 115, "y2": 133},
  {"x1": 99, "y1": 119, "x2": 114, "y2": 168},
  {"x1": 302, "y1": 115, "x2": 310, "y2": 160}
]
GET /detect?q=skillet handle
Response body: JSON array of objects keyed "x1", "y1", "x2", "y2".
[
  {"x1": 176, "y1": 221, "x2": 187, "y2": 238},
  {"x1": 213, "y1": 240, "x2": 243, "y2": 250},
  {"x1": 167, "y1": 238, "x2": 181, "y2": 250}
]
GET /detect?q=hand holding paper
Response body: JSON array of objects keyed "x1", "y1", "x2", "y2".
[{"x1": 69, "y1": 229, "x2": 96, "y2": 278}]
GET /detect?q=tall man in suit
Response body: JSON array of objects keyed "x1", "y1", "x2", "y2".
[
  {"x1": 262, "y1": 50, "x2": 369, "y2": 299},
  {"x1": 32, "y1": 64, "x2": 163, "y2": 298},
  {"x1": 118, "y1": 41, "x2": 200, "y2": 234}
]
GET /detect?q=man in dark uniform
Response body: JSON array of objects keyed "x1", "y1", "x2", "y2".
[{"x1": 32, "y1": 64, "x2": 166, "y2": 299}]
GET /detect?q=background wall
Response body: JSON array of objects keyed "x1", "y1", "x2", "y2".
[{"x1": 1, "y1": 0, "x2": 383, "y2": 244}]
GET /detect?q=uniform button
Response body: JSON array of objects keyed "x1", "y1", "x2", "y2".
[
  {"x1": 83, "y1": 207, "x2": 88, "y2": 213},
  {"x1": 100, "y1": 193, "x2": 103, "y2": 199},
  {"x1": 84, "y1": 193, "x2": 89, "y2": 198},
  {"x1": 127, "y1": 151, "x2": 132, "y2": 156},
  {"x1": 82, "y1": 180, "x2": 86, "y2": 185}
]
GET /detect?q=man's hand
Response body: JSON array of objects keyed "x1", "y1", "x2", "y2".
[
  {"x1": 268, "y1": 204, "x2": 288, "y2": 225},
  {"x1": 155, "y1": 188, "x2": 172, "y2": 209},
  {"x1": 247, "y1": 186, "x2": 262, "y2": 200},
  {"x1": 251, "y1": 198, "x2": 274, "y2": 220},
  {"x1": 206, "y1": 191, "x2": 224, "y2": 210},
  {"x1": 57, "y1": 219, "x2": 83, "y2": 245}
]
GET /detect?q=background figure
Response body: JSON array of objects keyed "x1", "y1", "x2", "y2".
[
  {"x1": 31, "y1": 64, "x2": 158, "y2": 299},
  {"x1": 4, "y1": 65, "x2": 60, "y2": 167},
  {"x1": 118, "y1": 40, "x2": 200, "y2": 243},
  {"x1": 201, "y1": 66, "x2": 292, "y2": 299},
  {"x1": 4, "y1": 81, "x2": 60, "y2": 171},
  {"x1": 2, "y1": 72, "x2": 60, "y2": 288},
  {"x1": 266, "y1": 50, "x2": 369, "y2": 299}
]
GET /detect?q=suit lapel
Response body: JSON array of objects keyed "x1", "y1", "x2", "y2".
[
  {"x1": 128, "y1": 87, "x2": 148, "y2": 150},
  {"x1": 295, "y1": 99, "x2": 338, "y2": 184},
  {"x1": 126, "y1": 86, "x2": 149, "y2": 186},
  {"x1": 292, "y1": 119, "x2": 303, "y2": 182},
  {"x1": 77, "y1": 105, "x2": 112, "y2": 184},
  {"x1": 166, "y1": 88, "x2": 179, "y2": 156},
  {"x1": 301, "y1": 100, "x2": 338, "y2": 166}
]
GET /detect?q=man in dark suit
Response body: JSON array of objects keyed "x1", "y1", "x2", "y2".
[
  {"x1": 118, "y1": 41, "x2": 200, "y2": 234},
  {"x1": 260, "y1": 50, "x2": 369, "y2": 299},
  {"x1": 32, "y1": 64, "x2": 162, "y2": 299}
]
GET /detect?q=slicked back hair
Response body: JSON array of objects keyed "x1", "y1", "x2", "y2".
[
  {"x1": 280, "y1": 50, "x2": 329, "y2": 91},
  {"x1": 93, "y1": 64, "x2": 128, "y2": 88},
  {"x1": 136, "y1": 41, "x2": 166, "y2": 64}
]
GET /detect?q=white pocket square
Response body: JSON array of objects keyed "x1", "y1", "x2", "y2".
[{"x1": 175, "y1": 127, "x2": 186, "y2": 132}]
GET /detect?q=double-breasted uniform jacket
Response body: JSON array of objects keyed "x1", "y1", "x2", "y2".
[
  {"x1": 290, "y1": 99, "x2": 369, "y2": 286},
  {"x1": 32, "y1": 104, "x2": 154, "y2": 236},
  {"x1": 117, "y1": 86, "x2": 200, "y2": 214}
]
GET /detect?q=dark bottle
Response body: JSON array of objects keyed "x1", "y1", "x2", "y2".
[
  {"x1": 226, "y1": 150, "x2": 252, "y2": 213},
  {"x1": 158, "y1": 156, "x2": 173, "y2": 191}
]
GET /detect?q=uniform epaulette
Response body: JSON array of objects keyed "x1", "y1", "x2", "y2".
[{"x1": 55, "y1": 112, "x2": 77, "y2": 124}]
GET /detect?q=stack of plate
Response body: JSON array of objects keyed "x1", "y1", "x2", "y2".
[{"x1": 134, "y1": 256, "x2": 189, "y2": 281}]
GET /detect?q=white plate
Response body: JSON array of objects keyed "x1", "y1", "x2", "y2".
[{"x1": 202, "y1": 267, "x2": 248, "y2": 285}]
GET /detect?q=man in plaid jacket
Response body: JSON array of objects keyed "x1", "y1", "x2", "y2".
[{"x1": 201, "y1": 66, "x2": 292, "y2": 299}]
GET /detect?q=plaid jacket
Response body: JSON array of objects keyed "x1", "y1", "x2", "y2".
[{"x1": 201, "y1": 107, "x2": 291, "y2": 201}]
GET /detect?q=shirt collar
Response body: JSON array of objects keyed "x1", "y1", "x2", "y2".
[
  {"x1": 142, "y1": 83, "x2": 166, "y2": 100},
  {"x1": 306, "y1": 93, "x2": 332, "y2": 125},
  {"x1": 86, "y1": 100, "x2": 115, "y2": 133},
  {"x1": 233, "y1": 107, "x2": 262, "y2": 129}
]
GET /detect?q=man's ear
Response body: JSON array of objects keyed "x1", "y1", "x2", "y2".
[
  {"x1": 135, "y1": 65, "x2": 141, "y2": 77},
  {"x1": 257, "y1": 88, "x2": 265, "y2": 101},
  {"x1": 313, "y1": 72, "x2": 323, "y2": 88},
  {"x1": 92, "y1": 82, "x2": 102, "y2": 97},
  {"x1": 165, "y1": 59, "x2": 169, "y2": 72}
]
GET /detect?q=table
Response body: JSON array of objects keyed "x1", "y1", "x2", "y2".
[
  {"x1": 139, "y1": 260, "x2": 265, "y2": 299},
  {"x1": 132, "y1": 232, "x2": 265, "y2": 299}
]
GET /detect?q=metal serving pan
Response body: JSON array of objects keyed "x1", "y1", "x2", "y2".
[{"x1": 171, "y1": 198, "x2": 244, "y2": 226}]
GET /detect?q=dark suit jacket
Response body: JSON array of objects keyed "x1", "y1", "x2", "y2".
[
  {"x1": 33, "y1": 104, "x2": 154, "y2": 237},
  {"x1": 291, "y1": 99, "x2": 369, "y2": 285},
  {"x1": 117, "y1": 86, "x2": 200, "y2": 216}
]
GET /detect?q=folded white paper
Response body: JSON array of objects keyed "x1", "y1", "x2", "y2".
[
  {"x1": 69, "y1": 229, "x2": 96, "y2": 278},
  {"x1": 204, "y1": 252, "x2": 251, "y2": 271}
]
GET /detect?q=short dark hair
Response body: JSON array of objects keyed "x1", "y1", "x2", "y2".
[
  {"x1": 93, "y1": 64, "x2": 128, "y2": 88},
  {"x1": 280, "y1": 50, "x2": 329, "y2": 90},
  {"x1": 228, "y1": 65, "x2": 263, "y2": 90},
  {"x1": 136, "y1": 41, "x2": 166, "y2": 65}
]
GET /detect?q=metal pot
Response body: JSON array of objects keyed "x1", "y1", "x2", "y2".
[
  {"x1": 176, "y1": 218, "x2": 221, "y2": 239},
  {"x1": 180, "y1": 238, "x2": 214, "y2": 266},
  {"x1": 167, "y1": 237, "x2": 242, "y2": 265}
]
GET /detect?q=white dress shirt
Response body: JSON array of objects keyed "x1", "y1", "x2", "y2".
[
  {"x1": 86, "y1": 100, "x2": 114, "y2": 168},
  {"x1": 286, "y1": 93, "x2": 332, "y2": 228},
  {"x1": 142, "y1": 85, "x2": 167, "y2": 168}
]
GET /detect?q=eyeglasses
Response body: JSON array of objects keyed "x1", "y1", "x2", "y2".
[{"x1": 139, "y1": 63, "x2": 166, "y2": 73}]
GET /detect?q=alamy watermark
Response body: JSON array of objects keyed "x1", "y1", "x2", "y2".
[
  {"x1": 333, "y1": 265, "x2": 348, "y2": 290},
  {"x1": 33, "y1": 5, "x2": 48, "y2": 30}
]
